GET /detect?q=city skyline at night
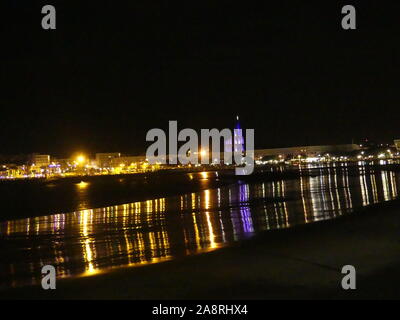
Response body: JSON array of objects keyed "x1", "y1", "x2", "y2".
[{"x1": 2, "y1": 0, "x2": 400, "y2": 305}]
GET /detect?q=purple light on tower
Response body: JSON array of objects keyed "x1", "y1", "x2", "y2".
[{"x1": 225, "y1": 116, "x2": 245, "y2": 159}]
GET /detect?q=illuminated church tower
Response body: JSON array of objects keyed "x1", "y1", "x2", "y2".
[{"x1": 225, "y1": 115, "x2": 245, "y2": 156}]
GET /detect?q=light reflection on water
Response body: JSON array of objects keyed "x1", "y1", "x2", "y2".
[{"x1": 1, "y1": 164, "x2": 400, "y2": 288}]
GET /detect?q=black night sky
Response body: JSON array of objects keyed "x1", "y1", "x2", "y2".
[{"x1": 1, "y1": 1, "x2": 399, "y2": 157}]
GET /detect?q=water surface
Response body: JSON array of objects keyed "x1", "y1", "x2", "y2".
[{"x1": 1, "y1": 164, "x2": 399, "y2": 289}]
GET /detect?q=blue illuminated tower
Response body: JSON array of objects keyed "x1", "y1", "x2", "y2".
[
  {"x1": 225, "y1": 116, "x2": 245, "y2": 156},
  {"x1": 234, "y1": 115, "x2": 244, "y2": 154}
]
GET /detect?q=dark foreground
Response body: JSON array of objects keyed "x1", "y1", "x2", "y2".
[{"x1": 2, "y1": 198, "x2": 400, "y2": 300}]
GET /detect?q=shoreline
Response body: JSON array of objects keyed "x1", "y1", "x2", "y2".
[
  {"x1": 1, "y1": 162, "x2": 400, "y2": 184},
  {"x1": 2, "y1": 198, "x2": 400, "y2": 299}
]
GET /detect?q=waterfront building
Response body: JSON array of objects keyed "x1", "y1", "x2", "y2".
[
  {"x1": 254, "y1": 144, "x2": 361, "y2": 160},
  {"x1": 95, "y1": 153, "x2": 121, "y2": 168},
  {"x1": 395, "y1": 139, "x2": 400, "y2": 151},
  {"x1": 32, "y1": 154, "x2": 50, "y2": 167},
  {"x1": 110, "y1": 156, "x2": 146, "y2": 167}
]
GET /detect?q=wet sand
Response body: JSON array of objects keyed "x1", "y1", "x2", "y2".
[{"x1": 2, "y1": 198, "x2": 400, "y2": 300}]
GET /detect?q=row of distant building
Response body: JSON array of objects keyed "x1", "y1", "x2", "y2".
[
  {"x1": 31, "y1": 153, "x2": 146, "y2": 169},
  {"x1": 1, "y1": 139, "x2": 400, "y2": 179},
  {"x1": 29, "y1": 138, "x2": 400, "y2": 168},
  {"x1": 0, "y1": 153, "x2": 150, "y2": 179},
  {"x1": 256, "y1": 139, "x2": 400, "y2": 160}
]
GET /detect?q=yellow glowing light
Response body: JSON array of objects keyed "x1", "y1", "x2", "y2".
[
  {"x1": 200, "y1": 149, "x2": 207, "y2": 157},
  {"x1": 76, "y1": 155, "x2": 86, "y2": 164}
]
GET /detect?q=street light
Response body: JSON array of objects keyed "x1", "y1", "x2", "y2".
[{"x1": 76, "y1": 154, "x2": 86, "y2": 165}]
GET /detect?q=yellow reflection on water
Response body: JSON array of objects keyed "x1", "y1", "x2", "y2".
[
  {"x1": 327, "y1": 170, "x2": 336, "y2": 214},
  {"x1": 76, "y1": 181, "x2": 89, "y2": 189},
  {"x1": 382, "y1": 171, "x2": 390, "y2": 201},
  {"x1": 371, "y1": 173, "x2": 379, "y2": 203},
  {"x1": 206, "y1": 212, "x2": 217, "y2": 249},
  {"x1": 390, "y1": 171, "x2": 398, "y2": 199},
  {"x1": 359, "y1": 166, "x2": 370, "y2": 206},
  {"x1": 204, "y1": 189, "x2": 211, "y2": 209},
  {"x1": 300, "y1": 175, "x2": 309, "y2": 223},
  {"x1": 333, "y1": 169, "x2": 342, "y2": 213},
  {"x1": 80, "y1": 209, "x2": 98, "y2": 276},
  {"x1": 281, "y1": 181, "x2": 289, "y2": 227},
  {"x1": 204, "y1": 189, "x2": 218, "y2": 248},
  {"x1": 192, "y1": 213, "x2": 201, "y2": 243}
]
